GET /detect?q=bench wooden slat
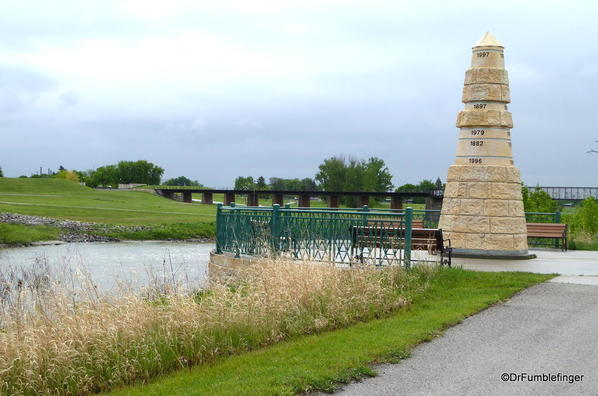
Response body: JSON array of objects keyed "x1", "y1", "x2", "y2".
[
  {"x1": 526, "y1": 223, "x2": 567, "y2": 251},
  {"x1": 351, "y1": 225, "x2": 451, "y2": 266}
]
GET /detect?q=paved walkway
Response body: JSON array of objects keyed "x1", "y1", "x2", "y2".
[{"x1": 331, "y1": 250, "x2": 598, "y2": 395}]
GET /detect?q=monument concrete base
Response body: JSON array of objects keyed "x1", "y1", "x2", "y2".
[{"x1": 451, "y1": 248, "x2": 536, "y2": 260}]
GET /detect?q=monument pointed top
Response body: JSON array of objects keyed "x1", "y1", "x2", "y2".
[{"x1": 473, "y1": 31, "x2": 504, "y2": 48}]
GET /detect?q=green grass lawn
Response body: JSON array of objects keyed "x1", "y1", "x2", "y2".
[
  {"x1": 0, "y1": 223, "x2": 60, "y2": 244},
  {"x1": 0, "y1": 178, "x2": 217, "y2": 226},
  {"x1": 0, "y1": 178, "x2": 429, "y2": 242},
  {"x1": 109, "y1": 268, "x2": 553, "y2": 396}
]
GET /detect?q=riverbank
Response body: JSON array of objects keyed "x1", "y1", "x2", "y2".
[{"x1": 0, "y1": 212, "x2": 214, "y2": 246}]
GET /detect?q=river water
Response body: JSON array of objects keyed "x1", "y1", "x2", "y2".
[{"x1": 0, "y1": 241, "x2": 215, "y2": 292}]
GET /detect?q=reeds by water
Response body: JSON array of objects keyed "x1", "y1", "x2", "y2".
[{"x1": 0, "y1": 258, "x2": 435, "y2": 395}]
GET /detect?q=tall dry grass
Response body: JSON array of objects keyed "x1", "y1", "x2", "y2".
[{"x1": 0, "y1": 259, "x2": 436, "y2": 395}]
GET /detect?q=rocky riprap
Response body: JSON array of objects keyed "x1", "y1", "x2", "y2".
[{"x1": 0, "y1": 212, "x2": 150, "y2": 243}]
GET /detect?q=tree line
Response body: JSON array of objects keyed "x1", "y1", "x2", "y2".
[
  {"x1": 10, "y1": 161, "x2": 195, "y2": 188},
  {"x1": 233, "y1": 156, "x2": 445, "y2": 206}
]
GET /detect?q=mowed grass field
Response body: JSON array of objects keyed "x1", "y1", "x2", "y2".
[
  {"x1": 0, "y1": 178, "x2": 217, "y2": 226},
  {"x1": 0, "y1": 178, "x2": 427, "y2": 242}
]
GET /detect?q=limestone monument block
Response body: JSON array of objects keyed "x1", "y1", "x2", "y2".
[{"x1": 438, "y1": 32, "x2": 528, "y2": 257}]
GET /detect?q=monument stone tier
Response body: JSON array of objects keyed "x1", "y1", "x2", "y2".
[{"x1": 438, "y1": 32, "x2": 529, "y2": 257}]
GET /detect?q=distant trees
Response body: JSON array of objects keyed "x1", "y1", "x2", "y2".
[
  {"x1": 316, "y1": 156, "x2": 393, "y2": 206},
  {"x1": 234, "y1": 176, "x2": 255, "y2": 191},
  {"x1": 522, "y1": 186, "x2": 558, "y2": 213},
  {"x1": 256, "y1": 176, "x2": 268, "y2": 190},
  {"x1": 86, "y1": 160, "x2": 164, "y2": 188},
  {"x1": 0, "y1": 167, "x2": 3, "y2": 177},
  {"x1": 395, "y1": 179, "x2": 438, "y2": 192},
  {"x1": 54, "y1": 169, "x2": 80, "y2": 182},
  {"x1": 395, "y1": 178, "x2": 443, "y2": 203},
  {"x1": 163, "y1": 176, "x2": 202, "y2": 187},
  {"x1": 316, "y1": 156, "x2": 393, "y2": 193},
  {"x1": 268, "y1": 177, "x2": 317, "y2": 191}
]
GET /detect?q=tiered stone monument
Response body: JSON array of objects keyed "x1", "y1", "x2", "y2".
[{"x1": 438, "y1": 32, "x2": 529, "y2": 257}]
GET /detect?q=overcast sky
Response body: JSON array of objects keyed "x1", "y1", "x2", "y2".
[{"x1": 1, "y1": 0, "x2": 597, "y2": 187}]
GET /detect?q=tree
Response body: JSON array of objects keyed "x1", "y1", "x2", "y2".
[
  {"x1": 522, "y1": 186, "x2": 558, "y2": 213},
  {"x1": 315, "y1": 157, "x2": 347, "y2": 192},
  {"x1": 163, "y1": 176, "x2": 202, "y2": 187},
  {"x1": 234, "y1": 176, "x2": 255, "y2": 191},
  {"x1": 435, "y1": 177, "x2": 443, "y2": 190},
  {"x1": 116, "y1": 160, "x2": 164, "y2": 185},
  {"x1": 0, "y1": 167, "x2": 3, "y2": 177},
  {"x1": 395, "y1": 183, "x2": 418, "y2": 192},
  {"x1": 315, "y1": 156, "x2": 393, "y2": 206},
  {"x1": 256, "y1": 176, "x2": 268, "y2": 190},
  {"x1": 417, "y1": 179, "x2": 436, "y2": 192},
  {"x1": 54, "y1": 169, "x2": 80, "y2": 182},
  {"x1": 569, "y1": 197, "x2": 598, "y2": 235},
  {"x1": 86, "y1": 165, "x2": 119, "y2": 188}
]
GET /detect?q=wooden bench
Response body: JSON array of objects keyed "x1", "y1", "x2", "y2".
[
  {"x1": 526, "y1": 223, "x2": 567, "y2": 251},
  {"x1": 351, "y1": 226, "x2": 452, "y2": 266},
  {"x1": 368, "y1": 219, "x2": 424, "y2": 229}
]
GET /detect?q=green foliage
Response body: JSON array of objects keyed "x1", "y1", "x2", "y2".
[
  {"x1": 53, "y1": 170, "x2": 80, "y2": 182},
  {"x1": 522, "y1": 186, "x2": 558, "y2": 213},
  {"x1": 396, "y1": 179, "x2": 437, "y2": 192},
  {"x1": 116, "y1": 160, "x2": 164, "y2": 185},
  {"x1": 255, "y1": 176, "x2": 268, "y2": 190},
  {"x1": 85, "y1": 160, "x2": 164, "y2": 187},
  {"x1": 0, "y1": 223, "x2": 60, "y2": 244},
  {"x1": 86, "y1": 165, "x2": 119, "y2": 188},
  {"x1": 269, "y1": 177, "x2": 317, "y2": 191},
  {"x1": 396, "y1": 179, "x2": 441, "y2": 203},
  {"x1": 0, "y1": 167, "x2": 3, "y2": 177},
  {"x1": 567, "y1": 197, "x2": 598, "y2": 236},
  {"x1": 163, "y1": 176, "x2": 202, "y2": 187},
  {"x1": 316, "y1": 156, "x2": 393, "y2": 206},
  {"x1": 234, "y1": 176, "x2": 255, "y2": 190}
]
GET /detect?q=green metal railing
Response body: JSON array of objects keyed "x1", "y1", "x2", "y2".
[
  {"x1": 216, "y1": 204, "x2": 414, "y2": 267},
  {"x1": 525, "y1": 211, "x2": 561, "y2": 223}
]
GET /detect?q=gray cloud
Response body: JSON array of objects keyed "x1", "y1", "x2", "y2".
[{"x1": 1, "y1": 1, "x2": 597, "y2": 186}]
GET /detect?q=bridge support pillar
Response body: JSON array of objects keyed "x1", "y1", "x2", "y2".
[
  {"x1": 298, "y1": 194, "x2": 311, "y2": 207},
  {"x1": 328, "y1": 195, "x2": 339, "y2": 208},
  {"x1": 224, "y1": 192, "x2": 235, "y2": 206},
  {"x1": 425, "y1": 196, "x2": 443, "y2": 211},
  {"x1": 360, "y1": 195, "x2": 369, "y2": 207},
  {"x1": 183, "y1": 191, "x2": 193, "y2": 203},
  {"x1": 247, "y1": 192, "x2": 259, "y2": 206},
  {"x1": 391, "y1": 196, "x2": 403, "y2": 211},
  {"x1": 273, "y1": 193, "x2": 284, "y2": 206},
  {"x1": 202, "y1": 192, "x2": 213, "y2": 204},
  {"x1": 163, "y1": 190, "x2": 174, "y2": 200}
]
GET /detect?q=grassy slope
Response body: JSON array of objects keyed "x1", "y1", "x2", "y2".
[
  {"x1": 0, "y1": 178, "x2": 216, "y2": 226},
  {"x1": 110, "y1": 269, "x2": 554, "y2": 396}
]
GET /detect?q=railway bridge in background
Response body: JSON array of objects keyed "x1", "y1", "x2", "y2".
[
  {"x1": 154, "y1": 186, "x2": 597, "y2": 209},
  {"x1": 534, "y1": 186, "x2": 598, "y2": 201},
  {"x1": 154, "y1": 188, "x2": 445, "y2": 210}
]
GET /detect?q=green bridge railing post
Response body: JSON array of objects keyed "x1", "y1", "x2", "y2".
[
  {"x1": 271, "y1": 204, "x2": 281, "y2": 256},
  {"x1": 215, "y1": 203, "x2": 223, "y2": 254},
  {"x1": 404, "y1": 207, "x2": 413, "y2": 269}
]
